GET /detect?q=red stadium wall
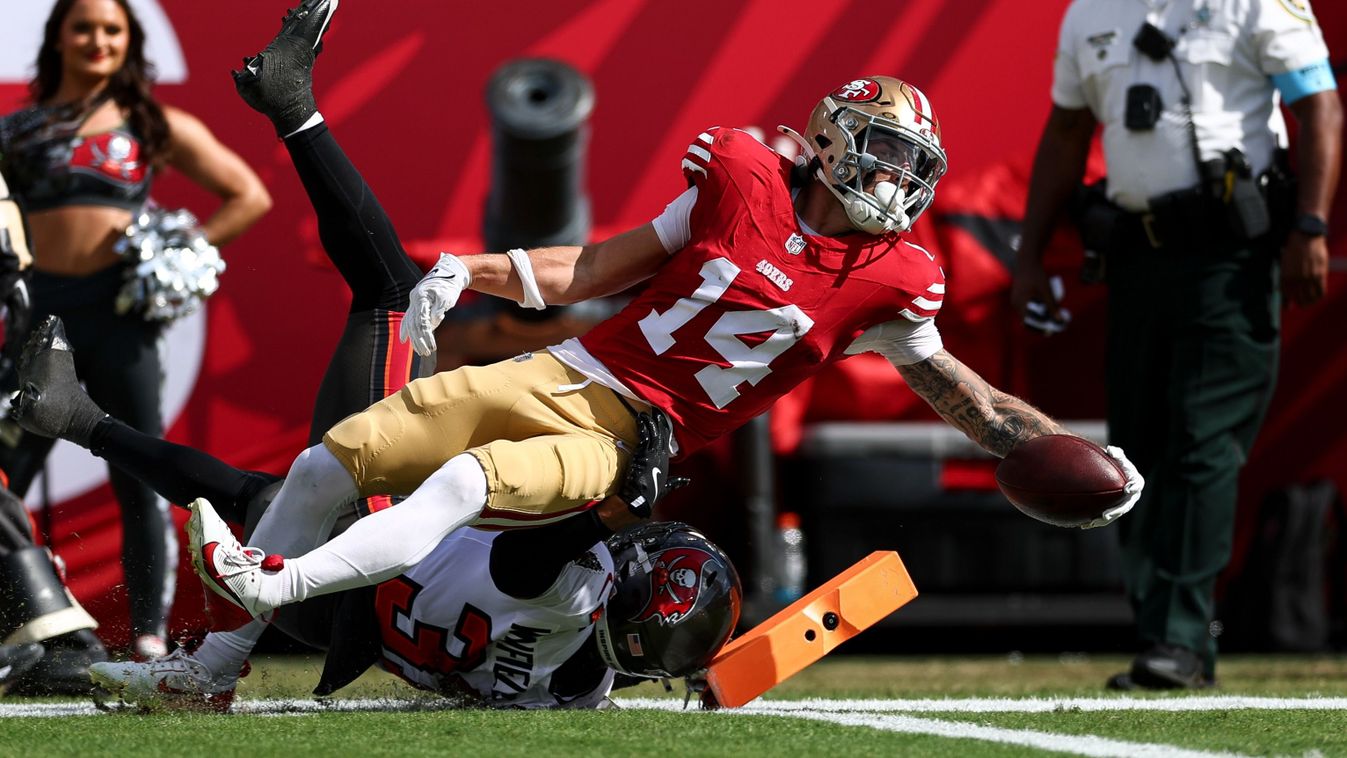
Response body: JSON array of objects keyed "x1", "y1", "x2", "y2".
[{"x1": 0, "y1": 0, "x2": 1342, "y2": 646}]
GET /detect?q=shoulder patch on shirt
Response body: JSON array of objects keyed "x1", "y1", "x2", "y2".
[
  {"x1": 575, "y1": 550, "x2": 603, "y2": 572},
  {"x1": 1276, "y1": 0, "x2": 1316, "y2": 24},
  {"x1": 1086, "y1": 30, "x2": 1118, "y2": 48}
]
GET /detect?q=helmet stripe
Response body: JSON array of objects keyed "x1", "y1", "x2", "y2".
[{"x1": 910, "y1": 86, "x2": 933, "y2": 125}]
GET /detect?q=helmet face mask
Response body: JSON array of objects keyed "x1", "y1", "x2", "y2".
[
  {"x1": 595, "y1": 522, "x2": 742, "y2": 679},
  {"x1": 803, "y1": 77, "x2": 948, "y2": 234}
]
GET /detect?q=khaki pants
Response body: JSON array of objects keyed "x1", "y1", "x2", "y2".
[{"x1": 324, "y1": 352, "x2": 644, "y2": 525}]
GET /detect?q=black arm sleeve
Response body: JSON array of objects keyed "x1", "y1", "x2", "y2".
[
  {"x1": 489, "y1": 510, "x2": 612, "y2": 600},
  {"x1": 89, "y1": 417, "x2": 281, "y2": 524}
]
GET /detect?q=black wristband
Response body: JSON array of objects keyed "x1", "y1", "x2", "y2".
[{"x1": 1294, "y1": 213, "x2": 1328, "y2": 238}]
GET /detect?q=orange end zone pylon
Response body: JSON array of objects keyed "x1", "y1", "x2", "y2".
[{"x1": 704, "y1": 551, "x2": 917, "y2": 708}]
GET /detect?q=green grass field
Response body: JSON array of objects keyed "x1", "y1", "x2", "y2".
[{"x1": 5, "y1": 654, "x2": 1347, "y2": 757}]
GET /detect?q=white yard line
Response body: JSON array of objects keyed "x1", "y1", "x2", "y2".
[
  {"x1": 0, "y1": 695, "x2": 1305, "y2": 757},
  {"x1": 625, "y1": 697, "x2": 1303, "y2": 757},
  {"x1": 3, "y1": 695, "x2": 1346, "y2": 718},
  {"x1": 0, "y1": 702, "x2": 96, "y2": 718},
  {"x1": 0, "y1": 697, "x2": 453, "y2": 718},
  {"x1": 621, "y1": 695, "x2": 1347, "y2": 713},
  {"x1": 766, "y1": 709, "x2": 1249, "y2": 758}
]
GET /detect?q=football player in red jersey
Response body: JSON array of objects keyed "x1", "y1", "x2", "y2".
[{"x1": 134, "y1": 3, "x2": 1144, "y2": 648}]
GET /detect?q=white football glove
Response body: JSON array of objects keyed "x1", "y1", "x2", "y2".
[
  {"x1": 399, "y1": 253, "x2": 470, "y2": 356},
  {"x1": 1080, "y1": 445, "x2": 1144, "y2": 529}
]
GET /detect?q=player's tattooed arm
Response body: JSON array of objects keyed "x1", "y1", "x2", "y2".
[{"x1": 896, "y1": 349, "x2": 1070, "y2": 458}]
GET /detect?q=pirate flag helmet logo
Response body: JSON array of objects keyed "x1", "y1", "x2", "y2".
[
  {"x1": 595, "y1": 522, "x2": 742, "y2": 679},
  {"x1": 633, "y1": 546, "x2": 716, "y2": 625}
]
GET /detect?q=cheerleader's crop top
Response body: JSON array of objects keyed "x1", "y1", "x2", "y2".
[{"x1": 0, "y1": 103, "x2": 153, "y2": 212}]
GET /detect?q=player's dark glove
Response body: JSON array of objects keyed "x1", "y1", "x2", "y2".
[{"x1": 620, "y1": 408, "x2": 688, "y2": 519}]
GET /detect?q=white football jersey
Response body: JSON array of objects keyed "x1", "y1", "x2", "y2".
[{"x1": 374, "y1": 528, "x2": 616, "y2": 709}]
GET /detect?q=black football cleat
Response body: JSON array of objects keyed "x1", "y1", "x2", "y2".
[
  {"x1": 0, "y1": 643, "x2": 45, "y2": 689},
  {"x1": 233, "y1": 0, "x2": 340, "y2": 136},
  {"x1": 5, "y1": 629, "x2": 109, "y2": 697},
  {"x1": 1105, "y1": 644, "x2": 1215, "y2": 690},
  {"x1": 10, "y1": 316, "x2": 108, "y2": 447}
]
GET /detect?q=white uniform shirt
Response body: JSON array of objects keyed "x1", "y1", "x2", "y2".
[
  {"x1": 1052, "y1": 0, "x2": 1331, "y2": 211},
  {"x1": 377, "y1": 528, "x2": 616, "y2": 709}
]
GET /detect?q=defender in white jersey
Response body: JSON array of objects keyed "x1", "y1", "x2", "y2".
[
  {"x1": 12, "y1": 323, "x2": 737, "y2": 710},
  {"x1": 376, "y1": 527, "x2": 618, "y2": 708},
  {"x1": 375, "y1": 519, "x2": 739, "y2": 709}
]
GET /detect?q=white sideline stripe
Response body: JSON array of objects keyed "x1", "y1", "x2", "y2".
[
  {"x1": 770, "y1": 709, "x2": 1245, "y2": 758},
  {"x1": 0, "y1": 698, "x2": 456, "y2": 718},
  {"x1": 619, "y1": 695, "x2": 1347, "y2": 713},
  {"x1": 0, "y1": 702, "x2": 95, "y2": 717},
  {"x1": 3, "y1": 695, "x2": 1345, "y2": 720},
  {"x1": 756, "y1": 696, "x2": 1347, "y2": 713},
  {"x1": 0, "y1": 699, "x2": 1255, "y2": 757}
]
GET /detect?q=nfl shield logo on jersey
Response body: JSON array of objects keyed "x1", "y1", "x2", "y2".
[{"x1": 784, "y1": 233, "x2": 806, "y2": 255}]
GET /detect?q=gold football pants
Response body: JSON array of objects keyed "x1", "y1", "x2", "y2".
[{"x1": 323, "y1": 351, "x2": 644, "y2": 526}]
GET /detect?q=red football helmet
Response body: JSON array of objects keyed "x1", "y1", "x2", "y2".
[
  {"x1": 781, "y1": 76, "x2": 948, "y2": 234},
  {"x1": 595, "y1": 522, "x2": 741, "y2": 679}
]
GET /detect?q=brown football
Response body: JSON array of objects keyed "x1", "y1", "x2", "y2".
[{"x1": 995, "y1": 435, "x2": 1129, "y2": 527}]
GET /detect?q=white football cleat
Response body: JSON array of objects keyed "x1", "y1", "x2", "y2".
[
  {"x1": 88, "y1": 648, "x2": 246, "y2": 713},
  {"x1": 186, "y1": 498, "x2": 283, "y2": 617}
]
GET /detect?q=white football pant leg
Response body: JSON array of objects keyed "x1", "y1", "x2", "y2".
[
  {"x1": 248, "y1": 444, "x2": 360, "y2": 558},
  {"x1": 274, "y1": 453, "x2": 487, "y2": 606}
]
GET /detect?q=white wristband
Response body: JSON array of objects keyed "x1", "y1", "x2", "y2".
[{"x1": 504, "y1": 247, "x2": 546, "y2": 310}]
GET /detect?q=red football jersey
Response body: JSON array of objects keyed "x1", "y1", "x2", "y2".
[{"x1": 580, "y1": 127, "x2": 944, "y2": 453}]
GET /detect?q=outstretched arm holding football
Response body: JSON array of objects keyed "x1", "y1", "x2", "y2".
[
  {"x1": 896, "y1": 349, "x2": 1068, "y2": 458},
  {"x1": 897, "y1": 349, "x2": 1142, "y2": 528}
]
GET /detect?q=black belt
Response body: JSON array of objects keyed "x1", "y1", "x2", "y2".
[{"x1": 1114, "y1": 187, "x2": 1230, "y2": 252}]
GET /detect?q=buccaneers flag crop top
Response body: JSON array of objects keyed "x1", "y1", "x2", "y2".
[{"x1": 0, "y1": 101, "x2": 152, "y2": 212}]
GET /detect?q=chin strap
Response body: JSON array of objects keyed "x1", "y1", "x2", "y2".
[
  {"x1": 775, "y1": 125, "x2": 910, "y2": 234},
  {"x1": 776, "y1": 124, "x2": 815, "y2": 166}
]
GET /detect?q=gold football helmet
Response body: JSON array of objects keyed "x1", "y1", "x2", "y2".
[{"x1": 781, "y1": 76, "x2": 947, "y2": 234}]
